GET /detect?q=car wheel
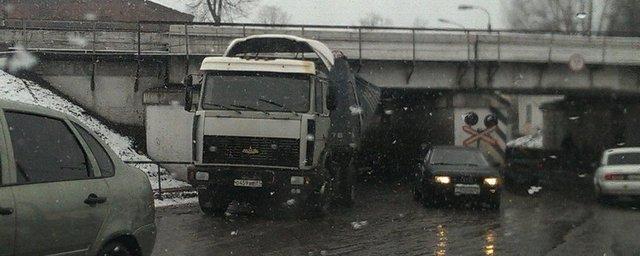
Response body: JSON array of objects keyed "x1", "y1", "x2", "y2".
[
  {"x1": 421, "y1": 192, "x2": 440, "y2": 208},
  {"x1": 198, "y1": 189, "x2": 228, "y2": 216},
  {"x1": 596, "y1": 188, "x2": 616, "y2": 204},
  {"x1": 98, "y1": 241, "x2": 134, "y2": 256}
]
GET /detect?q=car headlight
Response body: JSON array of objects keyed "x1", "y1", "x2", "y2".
[
  {"x1": 195, "y1": 171, "x2": 209, "y2": 181},
  {"x1": 434, "y1": 176, "x2": 451, "y2": 184},
  {"x1": 484, "y1": 177, "x2": 498, "y2": 186}
]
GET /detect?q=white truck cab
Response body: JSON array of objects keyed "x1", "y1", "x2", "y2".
[{"x1": 185, "y1": 35, "x2": 366, "y2": 217}]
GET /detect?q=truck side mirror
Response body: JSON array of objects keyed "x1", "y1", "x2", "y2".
[
  {"x1": 184, "y1": 75, "x2": 194, "y2": 112},
  {"x1": 326, "y1": 86, "x2": 337, "y2": 111}
]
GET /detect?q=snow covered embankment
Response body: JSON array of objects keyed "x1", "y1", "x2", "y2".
[
  {"x1": 507, "y1": 132, "x2": 543, "y2": 149},
  {"x1": 0, "y1": 70, "x2": 192, "y2": 206}
]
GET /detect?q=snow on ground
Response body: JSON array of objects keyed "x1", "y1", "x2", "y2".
[
  {"x1": 507, "y1": 132, "x2": 544, "y2": 149},
  {"x1": 0, "y1": 70, "x2": 191, "y2": 206}
]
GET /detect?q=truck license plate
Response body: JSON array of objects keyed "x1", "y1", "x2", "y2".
[
  {"x1": 454, "y1": 184, "x2": 480, "y2": 195},
  {"x1": 234, "y1": 179, "x2": 263, "y2": 188}
]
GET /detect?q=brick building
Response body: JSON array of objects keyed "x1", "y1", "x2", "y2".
[{"x1": 0, "y1": 0, "x2": 193, "y2": 22}]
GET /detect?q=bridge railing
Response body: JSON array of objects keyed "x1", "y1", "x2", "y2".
[{"x1": 1, "y1": 18, "x2": 639, "y2": 65}]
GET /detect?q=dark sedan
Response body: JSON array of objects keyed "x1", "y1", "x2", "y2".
[{"x1": 412, "y1": 146, "x2": 502, "y2": 209}]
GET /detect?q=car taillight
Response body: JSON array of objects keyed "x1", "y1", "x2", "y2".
[{"x1": 604, "y1": 173, "x2": 624, "y2": 181}]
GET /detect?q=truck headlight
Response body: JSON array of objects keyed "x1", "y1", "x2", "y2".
[
  {"x1": 484, "y1": 177, "x2": 498, "y2": 186},
  {"x1": 195, "y1": 171, "x2": 209, "y2": 181},
  {"x1": 291, "y1": 176, "x2": 304, "y2": 185},
  {"x1": 306, "y1": 134, "x2": 315, "y2": 141},
  {"x1": 434, "y1": 176, "x2": 450, "y2": 184}
]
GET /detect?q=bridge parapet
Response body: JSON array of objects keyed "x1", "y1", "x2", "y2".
[{"x1": 1, "y1": 19, "x2": 639, "y2": 66}]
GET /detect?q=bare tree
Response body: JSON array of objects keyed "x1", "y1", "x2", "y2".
[
  {"x1": 255, "y1": 5, "x2": 290, "y2": 24},
  {"x1": 607, "y1": 0, "x2": 640, "y2": 36},
  {"x1": 412, "y1": 17, "x2": 429, "y2": 28},
  {"x1": 502, "y1": 0, "x2": 583, "y2": 32},
  {"x1": 358, "y1": 12, "x2": 393, "y2": 27},
  {"x1": 187, "y1": 0, "x2": 258, "y2": 23}
]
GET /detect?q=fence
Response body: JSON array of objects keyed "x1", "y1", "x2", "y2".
[
  {"x1": 123, "y1": 160, "x2": 193, "y2": 200},
  {"x1": 3, "y1": 18, "x2": 640, "y2": 64}
]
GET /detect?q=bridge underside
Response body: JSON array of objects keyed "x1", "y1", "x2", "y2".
[{"x1": 354, "y1": 60, "x2": 640, "y2": 96}]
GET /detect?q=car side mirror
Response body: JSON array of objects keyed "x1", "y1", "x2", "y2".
[
  {"x1": 183, "y1": 75, "x2": 194, "y2": 112},
  {"x1": 326, "y1": 86, "x2": 337, "y2": 111}
]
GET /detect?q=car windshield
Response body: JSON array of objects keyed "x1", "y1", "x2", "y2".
[
  {"x1": 430, "y1": 149, "x2": 490, "y2": 167},
  {"x1": 201, "y1": 72, "x2": 311, "y2": 113},
  {"x1": 607, "y1": 152, "x2": 640, "y2": 165}
]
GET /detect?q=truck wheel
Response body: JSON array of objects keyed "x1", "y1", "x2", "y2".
[
  {"x1": 335, "y1": 176, "x2": 355, "y2": 207},
  {"x1": 198, "y1": 189, "x2": 228, "y2": 216},
  {"x1": 303, "y1": 182, "x2": 330, "y2": 218},
  {"x1": 326, "y1": 153, "x2": 355, "y2": 207}
]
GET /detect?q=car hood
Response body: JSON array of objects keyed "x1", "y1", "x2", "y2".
[{"x1": 430, "y1": 165, "x2": 500, "y2": 177}]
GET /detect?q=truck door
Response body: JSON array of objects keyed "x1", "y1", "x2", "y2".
[
  {"x1": 315, "y1": 79, "x2": 331, "y2": 154},
  {"x1": 4, "y1": 111, "x2": 110, "y2": 256}
]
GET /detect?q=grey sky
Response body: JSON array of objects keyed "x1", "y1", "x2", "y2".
[
  {"x1": 153, "y1": 0, "x2": 505, "y2": 29},
  {"x1": 151, "y1": 0, "x2": 606, "y2": 30}
]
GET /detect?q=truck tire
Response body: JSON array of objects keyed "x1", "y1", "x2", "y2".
[
  {"x1": 303, "y1": 182, "x2": 330, "y2": 218},
  {"x1": 198, "y1": 189, "x2": 228, "y2": 216},
  {"x1": 334, "y1": 160, "x2": 355, "y2": 207}
]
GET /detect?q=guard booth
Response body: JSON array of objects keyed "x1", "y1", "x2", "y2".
[{"x1": 541, "y1": 96, "x2": 640, "y2": 171}]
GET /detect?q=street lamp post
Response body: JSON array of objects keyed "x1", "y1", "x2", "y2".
[
  {"x1": 438, "y1": 18, "x2": 466, "y2": 30},
  {"x1": 458, "y1": 4, "x2": 492, "y2": 32},
  {"x1": 575, "y1": 0, "x2": 593, "y2": 35}
]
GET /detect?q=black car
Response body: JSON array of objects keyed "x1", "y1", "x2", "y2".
[{"x1": 412, "y1": 146, "x2": 502, "y2": 208}]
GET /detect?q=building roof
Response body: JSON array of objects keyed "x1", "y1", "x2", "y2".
[
  {"x1": 200, "y1": 57, "x2": 317, "y2": 75},
  {"x1": 0, "y1": 0, "x2": 193, "y2": 22}
]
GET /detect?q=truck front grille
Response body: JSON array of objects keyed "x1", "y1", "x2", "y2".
[{"x1": 203, "y1": 136, "x2": 300, "y2": 167}]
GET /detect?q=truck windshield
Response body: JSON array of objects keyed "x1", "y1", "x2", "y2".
[{"x1": 201, "y1": 72, "x2": 311, "y2": 113}]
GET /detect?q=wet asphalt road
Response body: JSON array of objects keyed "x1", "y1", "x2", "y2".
[{"x1": 153, "y1": 174, "x2": 640, "y2": 256}]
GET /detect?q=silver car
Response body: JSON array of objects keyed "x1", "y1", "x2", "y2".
[
  {"x1": 594, "y1": 147, "x2": 640, "y2": 202},
  {"x1": 0, "y1": 100, "x2": 156, "y2": 256}
]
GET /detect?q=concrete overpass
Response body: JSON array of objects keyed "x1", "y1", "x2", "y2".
[{"x1": 1, "y1": 20, "x2": 640, "y2": 126}]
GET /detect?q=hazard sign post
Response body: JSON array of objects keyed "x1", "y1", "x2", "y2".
[{"x1": 462, "y1": 112, "x2": 498, "y2": 148}]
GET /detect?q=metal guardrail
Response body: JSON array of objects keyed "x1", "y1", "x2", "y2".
[
  {"x1": 2, "y1": 18, "x2": 639, "y2": 66},
  {"x1": 123, "y1": 160, "x2": 193, "y2": 200}
]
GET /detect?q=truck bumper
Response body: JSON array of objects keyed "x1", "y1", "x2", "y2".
[{"x1": 187, "y1": 165, "x2": 324, "y2": 205}]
